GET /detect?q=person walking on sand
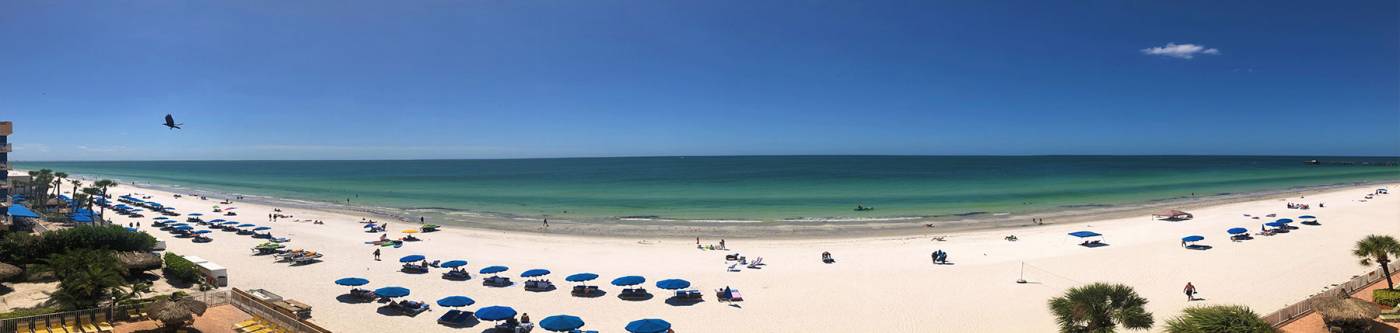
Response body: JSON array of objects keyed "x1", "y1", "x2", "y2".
[
  {"x1": 720, "y1": 239, "x2": 726, "y2": 250},
  {"x1": 1184, "y1": 282, "x2": 1197, "y2": 301},
  {"x1": 373, "y1": 248, "x2": 381, "y2": 261}
]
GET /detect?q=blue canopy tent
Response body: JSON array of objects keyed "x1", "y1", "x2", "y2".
[
  {"x1": 625, "y1": 319, "x2": 672, "y2": 333},
  {"x1": 539, "y1": 315, "x2": 585, "y2": 332},
  {"x1": 1068, "y1": 231, "x2": 1105, "y2": 247},
  {"x1": 400, "y1": 255, "x2": 426, "y2": 263},
  {"x1": 474, "y1": 306, "x2": 518, "y2": 321},
  {"x1": 436, "y1": 296, "x2": 476, "y2": 307},
  {"x1": 335, "y1": 277, "x2": 370, "y2": 286},
  {"x1": 374, "y1": 286, "x2": 411, "y2": 298},
  {"x1": 479, "y1": 265, "x2": 509, "y2": 275},
  {"x1": 69, "y1": 213, "x2": 94, "y2": 223},
  {"x1": 521, "y1": 269, "x2": 551, "y2": 278},
  {"x1": 655, "y1": 279, "x2": 691, "y2": 290},
  {"x1": 441, "y1": 260, "x2": 468, "y2": 268},
  {"x1": 7, "y1": 204, "x2": 40, "y2": 219},
  {"x1": 611, "y1": 276, "x2": 646, "y2": 287}
]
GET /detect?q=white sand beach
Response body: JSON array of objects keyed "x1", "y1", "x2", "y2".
[{"x1": 58, "y1": 182, "x2": 1400, "y2": 332}]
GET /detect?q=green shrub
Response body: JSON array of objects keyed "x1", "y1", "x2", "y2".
[
  {"x1": 0, "y1": 306, "x2": 61, "y2": 320},
  {"x1": 162, "y1": 252, "x2": 200, "y2": 283},
  {"x1": 1375, "y1": 288, "x2": 1400, "y2": 307},
  {"x1": 0, "y1": 225, "x2": 155, "y2": 265}
]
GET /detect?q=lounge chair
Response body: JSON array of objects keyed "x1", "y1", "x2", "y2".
[
  {"x1": 619, "y1": 288, "x2": 650, "y2": 300},
  {"x1": 442, "y1": 270, "x2": 470, "y2": 281},
  {"x1": 399, "y1": 301, "x2": 430, "y2": 316},
  {"x1": 437, "y1": 309, "x2": 476, "y2": 326},
  {"x1": 525, "y1": 279, "x2": 555, "y2": 291},
  {"x1": 748, "y1": 257, "x2": 764, "y2": 268},
  {"x1": 29, "y1": 321, "x2": 49, "y2": 333},
  {"x1": 727, "y1": 264, "x2": 740, "y2": 272},
  {"x1": 484, "y1": 276, "x2": 512, "y2": 287}
]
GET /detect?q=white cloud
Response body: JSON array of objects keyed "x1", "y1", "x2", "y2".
[{"x1": 1141, "y1": 43, "x2": 1221, "y2": 59}]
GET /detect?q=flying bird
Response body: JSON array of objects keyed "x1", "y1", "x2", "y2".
[{"x1": 162, "y1": 114, "x2": 182, "y2": 129}]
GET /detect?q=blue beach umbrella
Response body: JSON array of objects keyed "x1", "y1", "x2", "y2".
[
  {"x1": 611, "y1": 276, "x2": 645, "y2": 287},
  {"x1": 1265, "y1": 221, "x2": 1286, "y2": 228},
  {"x1": 655, "y1": 279, "x2": 691, "y2": 290},
  {"x1": 192, "y1": 230, "x2": 211, "y2": 234},
  {"x1": 174, "y1": 225, "x2": 193, "y2": 231},
  {"x1": 209, "y1": 219, "x2": 226, "y2": 223},
  {"x1": 521, "y1": 269, "x2": 551, "y2": 278},
  {"x1": 188, "y1": 213, "x2": 203, "y2": 216},
  {"x1": 335, "y1": 277, "x2": 369, "y2": 286},
  {"x1": 125, "y1": 227, "x2": 139, "y2": 232},
  {"x1": 1181, "y1": 235, "x2": 1204, "y2": 243},
  {"x1": 625, "y1": 319, "x2": 671, "y2": 333},
  {"x1": 539, "y1": 315, "x2": 585, "y2": 332},
  {"x1": 474, "y1": 306, "x2": 518, "y2": 321},
  {"x1": 399, "y1": 255, "x2": 426, "y2": 263},
  {"x1": 1299, "y1": 215, "x2": 1316, "y2": 219},
  {"x1": 480, "y1": 265, "x2": 509, "y2": 274},
  {"x1": 253, "y1": 227, "x2": 272, "y2": 231},
  {"x1": 222, "y1": 221, "x2": 239, "y2": 225},
  {"x1": 441, "y1": 260, "x2": 468, "y2": 268},
  {"x1": 1276, "y1": 218, "x2": 1294, "y2": 224},
  {"x1": 436, "y1": 296, "x2": 476, "y2": 307},
  {"x1": 238, "y1": 224, "x2": 256, "y2": 228},
  {"x1": 566, "y1": 273, "x2": 599, "y2": 283},
  {"x1": 374, "y1": 286, "x2": 410, "y2": 298},
  {"x1": 153, "y1": 216, "x2": 169, "y2": 220},
  {"x1": 1227, "y1": 227, "x2": 1248, "y2": 235}
]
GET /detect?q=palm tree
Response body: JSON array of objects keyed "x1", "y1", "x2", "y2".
[
  {"x1": 53, "y1": 171, "x2": 68, "y2": 197},
  {"x1": 1164, "y1": 305, "x2": 1273, "y2": 333},
  {"x1": 1048, "y1": 282, "x2": 1155, "y2": 333},
  {"x1": 81, "y1": 187, "x2": 103, "y2": 223},
  {"x1": 38, "y1": 249, "x2": 128, "y2": 309},
  {"x1": 1353, "y1": 235, "x2": 1400, "y2": 290},
  {"x1": 94, "y1": 179, "x2": 118, "y2": 221}
]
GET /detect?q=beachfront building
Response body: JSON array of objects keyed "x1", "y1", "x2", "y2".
[{"x1": 1, "y1": 121, "x2": 10, "y2": 227}]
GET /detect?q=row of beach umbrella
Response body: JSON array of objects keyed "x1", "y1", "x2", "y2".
[{"x1": 334, "y1": 277, "x2": 672, "y2": 332}]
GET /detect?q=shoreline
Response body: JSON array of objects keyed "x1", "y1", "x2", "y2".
[{"x1": 49, "y1": 170, "x2": 1393, "y2": 239}]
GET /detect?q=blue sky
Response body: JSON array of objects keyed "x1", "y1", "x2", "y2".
[{"x1": 2, "y1": 0, "x2": 1397, "y2": 161}]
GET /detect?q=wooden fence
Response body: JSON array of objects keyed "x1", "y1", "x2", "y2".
[
  {"x1": 1262, "y1": 267, "x2": 1390, "y2": 327},
  {"x1": 229, "y1": 288, "x2": 333, "y2": 333}
]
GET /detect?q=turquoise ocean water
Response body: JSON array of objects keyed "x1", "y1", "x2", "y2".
[{"x1": 14, "y1": 156, "x2": 1400, "y2": 222}]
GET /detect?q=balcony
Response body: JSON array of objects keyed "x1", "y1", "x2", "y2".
[
  {"x1": 0, "y1": 143, "x2": 9, "y2": 153},
  {"x1": 0, "y1": 121, "x2": 10, "y2": 135}
]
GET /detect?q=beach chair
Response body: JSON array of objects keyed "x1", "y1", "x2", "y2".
[
  {"x1": 29, "y1": 321, "x2": 49, "y2": 333},
  {"x1": 727, "y1": 263, "x2": 740, "y2": 272},
  {"x1": 748, "y1": 257, "x2": 764, "y2": 268},
  {"x1": 58, "y1": 317, "x2": 80, "y2": 333},
  {"x1": 94, "y1": 320, "x2": 114, "y2": 333},
  {"x1": 79, "y1": 315, "x2": 104, "y2": 333}
]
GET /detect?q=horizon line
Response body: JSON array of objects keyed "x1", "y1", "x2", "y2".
[{"x1": 10, "y1": 153, "x2": 1400, "y2": 163}]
